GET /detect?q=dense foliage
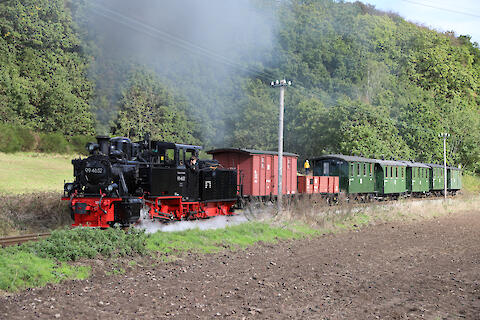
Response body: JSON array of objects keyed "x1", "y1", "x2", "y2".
[
  {"x1": 112, "y1": 70, "x2": 198, "y2": 144},
  {"x1": 0, "y1": 0, "x2": 94, "y2": 135},
  {"x1": 0, "y1": 0, "x2": 479, "y2": 172},
  {"x1": 234, "y1": 0, "x2": 480, "y2": 172}
]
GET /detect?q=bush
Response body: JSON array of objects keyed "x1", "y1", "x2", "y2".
[
  {"x1": 0, "y1": 124, "x2": 94, "y2": 154},
  {"x1": 38, "y1": 133, "x2": 69, "y2": 153},
  {"x1": 25, "y1": 227, "x2": 148, "y2": 261},
  {"x1": 69, "y1": 135, "x2": 94, "y2": 154},
  {"x1": 16, "y1": 127, "x2": 36, "y2": 151},
  {"x1": 0, "y1": 124, "x2": 23, "y2": 153}
]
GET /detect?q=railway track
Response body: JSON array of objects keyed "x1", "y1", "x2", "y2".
[{"x1": 0, "y1": 233, "x2": 51, "y2": 247}]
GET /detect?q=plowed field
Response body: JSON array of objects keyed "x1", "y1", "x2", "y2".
[{"x1": 2, "y1": 210, "x2": 480, "y2": 319}]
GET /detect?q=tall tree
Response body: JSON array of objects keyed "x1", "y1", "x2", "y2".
[
  {"x1": 112, "y1": 70, "x2": 198, "y2": 144},
  {"x1": 0, "y1": 0, "x2": 94, "y2": 135}
]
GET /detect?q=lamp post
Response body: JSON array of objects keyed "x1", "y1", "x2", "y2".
[
  {"x1": 270, "y1": 79, "x2": 291, "y2": 212},
  {"x1": 438, "y1": 132, "x2": 450, "y2": 199}
]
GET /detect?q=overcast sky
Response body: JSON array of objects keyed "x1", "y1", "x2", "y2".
[{"x1": 344, "y1": 0, "x2": 480, "y2": 44}]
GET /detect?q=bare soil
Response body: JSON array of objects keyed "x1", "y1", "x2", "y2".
[{"x1": 2, "y1": 210, "x2": 480, "y2": 319}]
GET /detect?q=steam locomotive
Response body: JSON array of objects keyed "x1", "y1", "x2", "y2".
[{"x1": 63, "y1": 136, "x2": 237, "y2": 228}]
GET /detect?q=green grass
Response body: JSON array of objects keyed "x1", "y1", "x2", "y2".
[
  {"x1": 0, "y1": 152, "x2": 75, "y2": 194},
  {"x1": 0, "y1": 227, "x2": 147, "y2": 292},
  {"x1": 0, "y1": 250, "x2": 90, "y2": 292},
  {"x1": 463, "y1": 174, "x2": 480, "y2": 193},
  {"x1": 146, "y1": 221, "x2": 319, "y2": 255}
]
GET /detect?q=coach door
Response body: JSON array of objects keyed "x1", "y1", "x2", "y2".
[
  {"x1": 323, "y1": 161, "x2": 330, "y2": 176},
  {"x1": 266, "y1": 155, "x2": 273, "y2": 195}
]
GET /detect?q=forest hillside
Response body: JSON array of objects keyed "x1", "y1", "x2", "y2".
[{"x1": 0, "y1": 0, "x2": 479, "y2": 172}]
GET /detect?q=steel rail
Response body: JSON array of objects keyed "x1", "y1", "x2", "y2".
[{"x1": 0, "y1": 233, "x2": 51, "y2": 247}]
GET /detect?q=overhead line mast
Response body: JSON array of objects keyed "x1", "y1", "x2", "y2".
[{"x1": 271, "y1": 79, "x2": 291, "y2": 212}]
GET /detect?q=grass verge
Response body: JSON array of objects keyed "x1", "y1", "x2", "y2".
[
  {"x1": 275, "y1": 194, "x2": 480, "y2": 231},
  {"x1": 0, "y1": 228, "x2": 147, "y2": 292},
  {"x1": 0, "y1": 250, "x2": 90, "y2": 292},
  {"x1": 146, "y1": 221, "x2": 319, "y2": 255},
  {"x1": 463, "y1": 174, "x2": 480, "y2": 193}
]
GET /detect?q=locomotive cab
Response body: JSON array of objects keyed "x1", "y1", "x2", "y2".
[{"x1": 138, "y1": 142, "x2": 201, "y2": 201}]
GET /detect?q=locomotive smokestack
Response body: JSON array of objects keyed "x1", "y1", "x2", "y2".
[{"x1": 96, "y1": 136, "x2": 110, "y2": 155}]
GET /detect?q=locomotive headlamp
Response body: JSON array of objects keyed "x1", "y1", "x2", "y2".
[
  {"x1": 106, "y1": 183, "x2": 118, "y2": 193},
  {"x1": 64, "y1": 183, "x2": 75, "y2": 193},
  {"x1": 86, "y1": 143, "x2": 100, "y2": 154}
]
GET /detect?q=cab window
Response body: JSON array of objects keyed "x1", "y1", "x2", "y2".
[{"x1": 166, "y1": 148, "x2": 175, "y2": 165}]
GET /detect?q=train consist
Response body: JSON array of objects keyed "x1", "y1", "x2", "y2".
[{"x1": 63, "y1": 136, "x2": 462, "y2": 227}]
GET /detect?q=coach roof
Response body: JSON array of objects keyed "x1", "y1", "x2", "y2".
[
  {"x1": 401, "y1": 161, "x2": 430, "y2": 168},
  {"x1": 312, "y1": 154, "x2": 407, "y2": 166}
]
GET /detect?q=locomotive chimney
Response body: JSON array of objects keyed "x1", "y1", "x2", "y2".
[{"x1": 96, "y1": 136, "x2": 110, "y2": 155}]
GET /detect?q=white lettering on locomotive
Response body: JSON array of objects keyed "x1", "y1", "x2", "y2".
[{"x1": 85, "y1": 167, "x2": 104, "y2": 174}]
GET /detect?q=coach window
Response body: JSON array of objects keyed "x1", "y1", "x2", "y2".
[
  {"x1": 356, "y1": 163, "x2": 360, "y2": 176},
  {"x1": 401, "y1": 167, "x2": 404, "y2": 178},
  {"x1": 363, "y1": 163, "x2": 366, "y2": 176},
  {"x1": 385, "y1": 166, "x2": 388, "y2": 178},
  {"x1": 370, "y1": 164, "x2": 373, "y2": 177},
  {"x1": 350, "y1": 164, "x2": 354, "y2": 177}
]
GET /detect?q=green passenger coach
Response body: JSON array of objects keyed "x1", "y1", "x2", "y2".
[
  {"x1": 427, "y1": 164, "x2": 445, "y2": 191},
  {"x1": 402, "y1": 161, "x2": 430, "y2": 194},
  {"x1": 447, "y1": 166, "x2": 462, "y2": 193},
  {"x1": 311, "y1": 155, "x2": 376, "y2": 194},
  {"x1": 374, "y1": 160, "x2": 407, "y2": 195}
]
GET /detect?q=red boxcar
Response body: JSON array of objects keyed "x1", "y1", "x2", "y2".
[
  {"x1": 207, "y1": 148, "x2": 298, "y2": 197},
  {"x1": 297, "y1": 176, "x2": 339, "y2": 194}
]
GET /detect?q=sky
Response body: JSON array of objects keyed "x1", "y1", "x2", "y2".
[{"x1": 344, "y1": 0, "x2": 480, "y2": 44}]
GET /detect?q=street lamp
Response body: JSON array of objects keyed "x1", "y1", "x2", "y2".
[
  {"x1": 438, "y1": 132, "x2": 450, "y2": 199},
  {"x1": 271, "y1": 79, "x2": 292, "y2": 212}
]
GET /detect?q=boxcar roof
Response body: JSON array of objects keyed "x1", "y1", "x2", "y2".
[
  {"x1": 401, "y1": 161, "x2": 430, "y2": 168},
  {"x1": 207, "y1": 148, "x2": 298, "y2": 157}
]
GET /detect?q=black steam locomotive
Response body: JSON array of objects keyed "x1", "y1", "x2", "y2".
[{"x1": 63, "y1": 136, "x2": 237, "y2": 228}]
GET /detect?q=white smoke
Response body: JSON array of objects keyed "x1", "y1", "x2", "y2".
[{"x1": 135, "y1": 207, "x2": 249, "y2": 234}]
